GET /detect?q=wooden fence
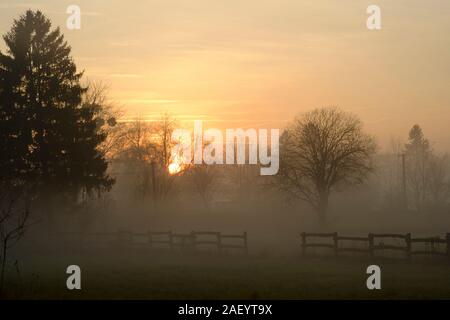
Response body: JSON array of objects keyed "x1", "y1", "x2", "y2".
[
  {"x1": 61, "y1": 230, "x2": 248, "y2": 255},
  {"x1": 300, "y1": 232, "x2": 450, "y2": 260}
]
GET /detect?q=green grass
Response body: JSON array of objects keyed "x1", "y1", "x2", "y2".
[{"x1": 3, "y1": 250, "x2": 450, "y2": 299}]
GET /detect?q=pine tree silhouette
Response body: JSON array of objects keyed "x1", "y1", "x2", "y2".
[{"x1": 0, "y1": 10, "x2": 114, "y2": 199}]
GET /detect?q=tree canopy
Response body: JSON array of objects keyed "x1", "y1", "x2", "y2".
[
  {"x1": 277, "y1": 107, "x2": 376, "y2": 226},
  {"x1": 0, "y1": 10, "x2": 113, "y2": 197}
]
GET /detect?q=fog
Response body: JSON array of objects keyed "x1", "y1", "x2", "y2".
[{"x1": 1, "y1": 6, "x2": 450, "y2": 299}]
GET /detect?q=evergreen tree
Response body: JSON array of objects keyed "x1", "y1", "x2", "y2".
[
  {"x1": 404, "y1": 124, "x2": 431, "y2": 212},
  {"x1": 0, "y1": 10, "x2": 113, "y2": 199}
]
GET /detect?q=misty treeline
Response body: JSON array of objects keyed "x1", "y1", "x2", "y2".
[
  {"x1": 381, "y1": 125, "x2": 450, "y2": 213},
  {"x1": 1, "y1": 11, "x2": 450, "y2": 291}
]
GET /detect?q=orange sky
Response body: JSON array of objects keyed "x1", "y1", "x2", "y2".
[{"x1": 1, "y1": 0, "x2": 450, "y2": 151}]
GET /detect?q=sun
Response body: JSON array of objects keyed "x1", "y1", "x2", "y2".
[
  {"x1": 168, "y1": 162, "x2": 182, "y2": 175},
  {"x1": 168, "y1": 154, "x2": 183, "y2": 175}
]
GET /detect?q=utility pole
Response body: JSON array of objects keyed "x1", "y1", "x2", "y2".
[{"x1": 399, "y1": 153, "x2": 407, "y2": 209}]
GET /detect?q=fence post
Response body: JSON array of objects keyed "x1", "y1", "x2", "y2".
[
  {"x1": 446, "y1": 233, "x2": 450, "y2": 260},
  {"x1": 301, "y1": 232, "x2": 306, "y2": 257},
  {"x1": 243, "y1": 231, "x2": 248, "y2": 255},
  {"x1": 368, "y1": 233, "x2": 374, "y2": 258},
  {"x1": 333, "y1": 232, "x2": 338, "y2": 257},
  {"x1": 148, "y1": 231, "x2": 153, "y2": 249},
  {"x1": 431, "y1": 237, "x2": 436, "y2": 254},
  {"x1": 405, "y1": 233, "x2": 411, "y2": 262}
]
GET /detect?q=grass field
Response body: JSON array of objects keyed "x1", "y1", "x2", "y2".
[{"x1": 3, "y1": 249, "x2": 450, "y2": 299}]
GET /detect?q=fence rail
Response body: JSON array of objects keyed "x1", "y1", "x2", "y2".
[
  {"x1": 301, "y1": 232, "x2": 450, "y2": 260},
  {"x1": 59, "y1": 230, "x2": 248, "y2": 255}
]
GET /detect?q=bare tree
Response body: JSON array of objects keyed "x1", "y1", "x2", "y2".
[
  {"x1": 153, "y1": 113, "x2": 177, "y2": 169},
  {"x1": 72, "y1": 81, "x2": 125, "y2": 211},
  {"x1": 82, "y1": 80, "x2": 126, "y2": 160},
  {"x1": 277, "y1": 107, "x2": 376, "y2": 227},
  {"x1": 119, "y1": 114, "x2": 182, "y2": 204},
  {"x1": 189, "y1": 164, "x2": 219, "y2": 209},
  {"x1": 427, "y1": 154, "x2": 450, "y2": 210},
  {"x1": 119, "y1": 117, "x2": 156, "y2": 199},
  {"x1": 0, "y1": 182, "x2": 34, "y2": 296},
  {"x1": 123, "y1": 117, "x2": 154, "y2": 162},
  {"x1": 151, "y1": 114, "x2": 182, "y2": 202}
]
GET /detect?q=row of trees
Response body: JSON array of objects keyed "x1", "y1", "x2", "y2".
[
  {"x1": 104, "y1": 114, "x2": 222, "y2": 209},
  {"x1": 113, "y1": 113, "x2": 450, "y2": 226}
]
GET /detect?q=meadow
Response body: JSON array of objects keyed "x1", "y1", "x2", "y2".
[{"x1": 4, "y1": 249, "x2": 450, "y2": 299}]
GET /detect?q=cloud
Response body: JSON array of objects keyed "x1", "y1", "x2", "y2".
[
  {"x1": 125, "y1": 99, "x2": 180, "y2": 104},
  {"x1": 0, "y1": 3, "x2": 44, "y2": 9},
  {"x1": 108, "y1": 40, "x2": 141, "y2": 48},
  {"x1": 109, "y1": 73, "x2": 142, "y2": 79}
]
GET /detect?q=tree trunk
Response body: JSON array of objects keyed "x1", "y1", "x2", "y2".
[
  {"x1": 317, "y1": 192, "x2": 329, "y2": 228},
  {"x1": 151, "y1": 160, "x2": 157, "y2": 210},
  {"x1": 0, "y1": 242, "x2": 7, "y2": 297}
]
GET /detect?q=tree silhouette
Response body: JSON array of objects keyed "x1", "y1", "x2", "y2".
[
  {"x1": 0, "y1": 182, "x2": 33, "y2": 296},
  {"x1": 404, "y1": 124, "x2": 450, "y2": 212},
  {"x1": 277, "y1": 107, "x2": 376, "y2": 227},
  {"x1": 0, "y1": 11, "x2": 113, "y2": 203},
  {"x1": 404, "y1": 124, "x2": 431, "y2": 212},
  {"x1": 189, "y1": 164, "x2": 219, "y2": 209}
]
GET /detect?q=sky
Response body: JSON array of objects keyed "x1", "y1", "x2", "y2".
[{"x1": 0, "y1": 0, "x2": 450, "y2": 151}]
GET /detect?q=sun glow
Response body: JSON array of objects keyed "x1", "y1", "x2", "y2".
[{"x1": 168, "y1": 155, "x2": 183, "y2": 175}]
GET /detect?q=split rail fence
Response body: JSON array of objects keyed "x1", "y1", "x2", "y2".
[
  {"x1": 300, "y1": 232, "x2": 450, "y2": 260},
  {"x1": 60, "y1": 230, "x2": 248, "y2": 254}
]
